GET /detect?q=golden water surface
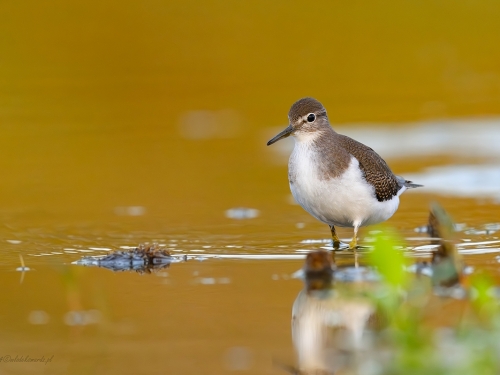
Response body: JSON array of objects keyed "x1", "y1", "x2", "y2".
[{"x1": 1, "y1": 1, "x2": 500, "y2": 374}]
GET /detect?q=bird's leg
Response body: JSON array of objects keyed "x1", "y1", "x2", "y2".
[
  {"x1": 349, "y1": 237, "x2": 357, "y2": 250},
  {"x1": 349, "y1": 223, "x2": 360, "y2": 251},
  {"x1": 329, "y1": 225, "x2": 342, "y2": 250}
]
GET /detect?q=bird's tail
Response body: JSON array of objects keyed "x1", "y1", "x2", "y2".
[
  {"x1": 404, "y1": 180, "x2": 423, "y2": 189},
  {"x1": 397, "y1": 176, "x2": 423, "y2": 189}
]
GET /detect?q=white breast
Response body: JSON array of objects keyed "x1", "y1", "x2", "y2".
[{"x1": 289, "y1": 141, "x2": 401, "y2": 228}]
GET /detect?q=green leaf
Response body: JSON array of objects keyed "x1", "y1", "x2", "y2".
[{"x1": 367, "y1": 227, "x2": 408, "y2": 287}]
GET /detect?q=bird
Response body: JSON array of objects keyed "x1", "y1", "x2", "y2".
[{"x1": 267, "y1": 97, "x2": 422, "y2": 250}]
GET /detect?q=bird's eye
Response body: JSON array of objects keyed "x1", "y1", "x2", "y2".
[{"x1": 306, "y1": 113, "x2": 316, "y2": 123}]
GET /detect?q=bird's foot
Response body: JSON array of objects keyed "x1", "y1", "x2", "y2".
[
  {"x1": 331, "y1": 231, "x2": 349, "y2": 250},
  {"x1": 332, "y1": 240, "x2": 349, "y2": 251},
  {"x1": 330, "y1": 226, "x2": 347, "y2": 251}
]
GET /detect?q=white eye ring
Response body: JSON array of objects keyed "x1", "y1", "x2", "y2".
[{"x1": 306, "y1": 113, "x2": 316, "y2": 123}]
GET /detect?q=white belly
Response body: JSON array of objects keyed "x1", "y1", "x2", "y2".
[{"x1": 289, "y1": 149, "x2": 402, "y2": 228}]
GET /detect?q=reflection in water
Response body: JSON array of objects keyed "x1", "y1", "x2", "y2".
[
  {"x1": 177, "y1": 109, "x2": 243, "y2": 140},
  {"x1": 405, "y1": 164, "x2": 500, "y2": 200},
  {"x1": 16, "y1": 254, "x2": 31, "y2": 284},
  {"x1": 427, "y1": 204, "x2": 464, "y2": 288},
  {"x1": 113, "y1": 206, "x2": 146, "y2": 216},
  {"x1": 288, "y1": 205, "x2": 483, "y2": 374},
  {"x1": 336, "y1": 120, "x2": 500, "y2": 160},
  {"x1": 1, "y1": 2, "x2": 500, "y2": 372},
  {"x1": 291, "y1": 251, "x2": 374, "y2": 374},
  {"x1": 411, "y1": 203, "x2": 471, "y2": 299},
  {"x1": 225, "y1": 207, "x2": 260, "y2": 219},
  {"x1": 63, "y1": 309, "x2": 102, "y2": 326},
  {"x1": 223, "y1": 346, "x2": 253, "y2": 371}
]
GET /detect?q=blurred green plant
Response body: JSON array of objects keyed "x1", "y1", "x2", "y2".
[
  {"x1": 368, "y1": 228, "x2": 409, "y2": 288},
  {"x1": 363, "y1": 228, "x2": 500, "y2": 375}
]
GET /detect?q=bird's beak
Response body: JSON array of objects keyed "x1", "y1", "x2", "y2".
[{"x1": 267, "y1": 125, "x2": 293, "y2": 146}]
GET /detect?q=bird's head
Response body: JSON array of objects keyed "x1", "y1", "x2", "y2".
[{"x1": 267, "y1": 97, "x2": 329, "y2": 146}]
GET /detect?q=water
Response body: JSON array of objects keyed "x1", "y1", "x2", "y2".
[
  {"x1": 2, "y1": 1, "x2": 500, "y2": 373},
  {"x1": 1, "y1": 119, "x2": 500, "y2": 374},
  {"x1": 1, "y1": 119, "x2": 499, "y2": 375}
]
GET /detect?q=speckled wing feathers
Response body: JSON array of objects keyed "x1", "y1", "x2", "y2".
[{"x1": 336, "y1": 134, "x2": 401, "y2": 202}]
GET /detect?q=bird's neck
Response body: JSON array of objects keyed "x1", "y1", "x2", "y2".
[{"x1": 293, "y1": 124, "x2": 336, "y2": 145}]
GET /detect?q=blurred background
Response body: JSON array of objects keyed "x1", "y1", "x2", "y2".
[
  {"x1": 2, "y1": 0, "x2": 500, "y2": 230},
  {"x1": 1, "y1": 1, "x2": 500, "y2": 374}
]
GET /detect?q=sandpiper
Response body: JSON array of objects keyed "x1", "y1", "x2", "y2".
[{"x1": 267, "y1": 97, "x2": 422, "y2": 250}]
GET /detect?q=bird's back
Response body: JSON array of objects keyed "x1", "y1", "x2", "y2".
[{"x1": 335, "y1": 134, "x2": 401, "y2": 202}]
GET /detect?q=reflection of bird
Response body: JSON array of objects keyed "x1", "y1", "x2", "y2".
[
  {"x1": 267, "y1": 98, "x2": 421, "y2": 250},
  {"x1": 291, "y1": 251, "x2": 374, "y2": 374}
]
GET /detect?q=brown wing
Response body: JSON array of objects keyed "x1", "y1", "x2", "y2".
[{"x1": 336, "y1": 134, "x2": 401, "y2": 202}]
